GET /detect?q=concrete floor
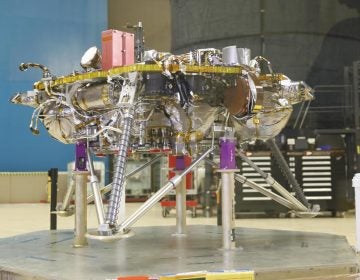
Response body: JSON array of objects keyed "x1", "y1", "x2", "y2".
[{"x1": 0, "y1": 202, "x2": 357, "y2": 247}]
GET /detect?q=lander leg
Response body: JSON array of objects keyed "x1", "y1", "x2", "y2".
[
  {"x1": 266, "y1": 138, "x2": 310, "y2": 208},
  {"x1": 56, "y1": 177, "x2": 75, "y2": 217},
  {"x1": 238, "y1": 151, "x2": 308, "y2": 212},
  {"x1": 87, "y1": 147, "x2": 214, "y2": 240},
  {"x1": 86, "y1": 155, "x2": 162, "y2": 204},
  {"x1": 118, "y1": 147, "x2": 215, "y2": 234},
  {"x1": 99, "y1": 108, "x2": 135, "y2": 235},
  {"x1": 236, "y1": 149, "x2": 322, "y2": 218},
  {"x1": 237, "y1": 148, "x2": 321, "y2": 217},
  {"x1": 204, "y1": 137, "x2": 319, "y2": 230},
  {"x1": 86, "y1": 145, "x2": 105, "y2": 225},
  {"x1": 234, "y1": 173, "x2": 299, "y2": 209}
]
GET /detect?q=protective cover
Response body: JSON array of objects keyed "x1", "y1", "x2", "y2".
[{"x1": 101, "y1": 29, "x2": 134, "y2": 70}]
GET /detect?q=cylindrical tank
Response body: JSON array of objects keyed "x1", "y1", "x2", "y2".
[{"x1": 74, "y1": 83, "x2": 120, "y2": 111}]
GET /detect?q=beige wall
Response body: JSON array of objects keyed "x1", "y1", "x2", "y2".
[
  {"x1": 108, "y1": 0, "x2": 171, "y2": 52},
  {"x1": 0, "y1": 172, "x2": 67, "y2": 203}
]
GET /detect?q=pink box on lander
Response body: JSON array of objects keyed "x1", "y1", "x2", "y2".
[{"x1": 101, "y1": 29, "x2": 135, "y2": 70}]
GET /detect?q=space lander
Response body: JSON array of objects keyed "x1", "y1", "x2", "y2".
[{"x1": 11, "y1": 24, "x2": 318, "y2": 248}]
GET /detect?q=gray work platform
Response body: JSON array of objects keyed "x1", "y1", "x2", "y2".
[{"x1": 0, "y1": 225, "x2": 358, "y2": 280}]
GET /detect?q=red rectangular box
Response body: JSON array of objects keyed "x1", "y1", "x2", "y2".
[
  {"x1": 101, "y1": 29, "x2": 134, "y2": 70},
  {"x1": 168, "y1": 155, "x2": 192, "y2": 189}
]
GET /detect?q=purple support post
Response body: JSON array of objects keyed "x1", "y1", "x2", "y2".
[
  {"x1": 175, "y1": 156, "x2": 186, "y2": 171},
  {"x1": 219, "y1": 137, "x2": 237, "y2": 169},
  {"x1": 218, "y1": 135, "x2": 237, "y2": 249},
  {"x1": 75, "y1": 141, "x2": 87, "y2": 171}
]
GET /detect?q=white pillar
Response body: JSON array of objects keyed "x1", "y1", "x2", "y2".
[
  {"x1": 176, "y1": 176, "x2": 187, "y2": 235},
  {"x1": 73, "y1": 171, "x2": 89, "y2": 247},
  {"x1": 353, "y1": 173, "x2": 360, "y2": 252},
  {"x1": 220, "y1": 171, "x2": 236, "y2": 250}
]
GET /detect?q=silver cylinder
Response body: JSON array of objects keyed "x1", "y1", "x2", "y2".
[
  {"x1": 73, "y1": 172, "x2": 89, "y2": 247},
  {"x1": 237, "y1": 48, "x2": 251, "y2": 65},
  {"x1": 238, "y1": 152, "x2": 308, "y2": 211},
  {"x1": 87, "y1": 148, "x2": 105, "y2": 225},
  {"x1": 120, "y1": 181, "x2": 176, "y2": 231},
  {"x1": 234, "y1": 174, "x2": 295, "y2": 209},
  {"x1": 126, "y1": 155, "x2": 162, "y2": 178},
  {"x1": 74, "y1": 83, "x2": 119, "y2": 111},
  {"x1": 176, "y1": 176, "x2": 187, "y2": 234},
  {"x1": 60, "y1": 178, "x2": 75, "y2": 211},
  {"x1": 221, "y1": 172, "x2": 236, "y2": 250},
  {"x1": 87, "y1": 155, "x2": 163, "y2": 204},
  {"x1": 90, "y1": 177, "x2": 105, "y2": 224},
  {"x1": 88, "y1": 184, "x2": 111, "y2": 204},
  {"x1": 267, "y1": 177, "x2": 308, "y2": 212},
  {"x1": 222, "y1": 46, "x2": 239, "y2": 65}
]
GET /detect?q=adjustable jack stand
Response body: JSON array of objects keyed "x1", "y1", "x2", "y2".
[
  {"x1": 73, "y1": 170, "x2": 89, "y2": 248},
  {"x1": 73, "y1": 141, "x2": 89, "y2": 248},
  {"x1": 174, "y1": 156, "x2": 187, "y2": 235},
  {"x1": 217, "y1": 135, "x2": 239, "y2": 250}
]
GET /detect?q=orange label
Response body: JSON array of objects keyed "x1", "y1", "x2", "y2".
[{"x1": 102, "y1": 35, "x2": 112, "y2": 42}]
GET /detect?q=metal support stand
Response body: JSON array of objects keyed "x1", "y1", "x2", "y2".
[
  {"x1": 175, "y1": 155, "x2": 187, "y2": 235},
  {"x1": 73, "y1": 171, "x2": 89, "y2": 248},
  {"x1": 73, "y1": 141, "x2": 89, "y2": 247},
  {"x1": 48, "y1": 168, "x2": 58, "y2": 230},
  {"x1": 353, "y1": 173, "x2": 360, "y2": 252},
  {"x1": 218, "y1": 135, "x2": 238, "y2": 250},
  {"x1": 218, "y1": 170, "x2": 237, "y2": 250},
  {"x1": 176, "y1": 176, "x2": 187, "y2": 235}
]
